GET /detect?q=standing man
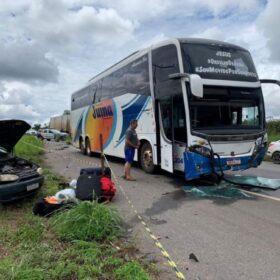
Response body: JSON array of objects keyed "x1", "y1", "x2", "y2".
[{"x1": 124, "y1": 119, "x2": 140, "y2": 181}]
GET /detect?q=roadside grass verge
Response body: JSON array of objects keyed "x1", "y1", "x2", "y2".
[
  {"x1": 52, "y1": 201, "x2": 123, "y2": 242},
  {"x1": 0, "y1": 136, "x2": 155, "y2": 280},
  {"x1": 268, "y1": 132, "x2": 280, "y2": 143},
  {"x1": 14, "y1": 135, "x2": 44, "y2": 164}
]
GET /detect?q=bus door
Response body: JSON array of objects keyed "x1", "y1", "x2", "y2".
[
  {"x1": 158, "y1": 97, "x2": 173, "y2": 172},
  {"x1": 158, "y1": 94, "x2": 187, "y2": 173}
]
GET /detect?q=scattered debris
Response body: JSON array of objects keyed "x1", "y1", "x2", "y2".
[
  {"x1": 224, "y1": 175, "x2": 280, "y2": 190},
  {"x1": 183, "y1": 185, "x2": 250, "y2": 199},
  {"x1": 189, "y1": 253, "x2": 199, "y2": 262},
  {"x1": 109, "y1": 241, "x2": 121, "y2": 250},
  {"x1": 162, "y1": 192, "x2": 171, "y2": 195}
]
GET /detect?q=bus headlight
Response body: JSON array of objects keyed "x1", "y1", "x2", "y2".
[
  {"x1": 37, "y1": 168, "x2": 43, "y2": 175},
  {"x1": 0, "y1": 174, "x2": 19, "y2": 182},
  {"x1": 253, "y1": 137, "x2": 266, "y2": 154},
  {"x1": 189, "y1": 145, "x2": 211, "y2": 157}
]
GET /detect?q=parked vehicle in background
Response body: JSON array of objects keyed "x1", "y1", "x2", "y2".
[
  {"x1": 49, "y1": 114, "x2": 71, "y2": 134},
  {"x1": 26, "y1": 129, "x2": 39, "y2": 136},
  {"x1": 38, "y1": 129, "x2": 68, "y2": 141},
  {"x1": 267, "y1": 140, "x2": 280, "y2": 164},
  {"x1": 0, "y1": 120, "x2": 44, "y2": 202}
]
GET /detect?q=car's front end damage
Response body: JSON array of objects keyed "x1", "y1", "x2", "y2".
[{"x1": 0, "y1": 120, "x2": 44, "y2": 203}]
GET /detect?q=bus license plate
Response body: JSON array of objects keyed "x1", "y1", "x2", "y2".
[
  {"x1": 227, "y1": 159, "x2": 241, "y2": 166},
  {"x1": 27, "y1": 183, "x2": 39, "y2": 191}
]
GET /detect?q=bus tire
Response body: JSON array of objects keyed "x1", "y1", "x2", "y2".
[
  {"x1": 272, "y1": 151, "x2": 280, "y2": 164},
  {"x1": 85, "y1": 138, "x2": 92, "y2": 157},
  {"x1": 140, "y1": 142, "x2": 155, "y2": 173},
  {"x1": 79, "y1": 138, "x2": 86, "y2": 155}
]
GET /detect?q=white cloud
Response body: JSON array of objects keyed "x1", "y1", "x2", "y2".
[
  {"x1": 90, "y1": 0, "x2": 262, "y2": 21},
  {"x1": 0, "y1": 40, "x2": 59, "y2": 82},
  {"x1": 7, "y1": 1, "x2": 136, "y2": 48},
  {"x1": 257, "y1": 0, "x2": 280, "y2": 62},
  {"x1": 140, "y1": 33, "x2": 169, "y2": 48},
  {"x1": 197, "y1": 0, "x2": 261, "y2": 16},
  {"x1": 0, "y1": 81, "x2": 40, "y2": 121},
  {"x1": 193, "y1": 27, "x2": 226, "y2": 41}
]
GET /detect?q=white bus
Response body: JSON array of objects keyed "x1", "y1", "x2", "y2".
[{"x1": 70, "y1": 38, "x2": 279, "y2": 181}]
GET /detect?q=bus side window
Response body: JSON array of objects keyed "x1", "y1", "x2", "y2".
[
  {"x1": 152, "y1": 44, "x2": 182, "y2": 98},
  {"x1": 110, "y1": 55, "x2": 150, "y2": 98},
  {"x1": 101, "y1": 76, "x2": 112, "y2": 100}
]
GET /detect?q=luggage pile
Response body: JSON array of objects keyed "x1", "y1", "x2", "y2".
[{"x1": 33, "y1": 167, "x2": 116, "y2": 217}]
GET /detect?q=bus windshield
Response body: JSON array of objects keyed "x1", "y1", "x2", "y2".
[
  {"x1": 181, "y1": 43, "x2": 258, "y2": 82},
  {"x1": 189, "y1": 86, "x2": 265, "y2": 134}
]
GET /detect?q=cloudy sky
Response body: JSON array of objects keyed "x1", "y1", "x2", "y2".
[{"x1": 0, "y1": 0, "x2": 279, "y2": 125}]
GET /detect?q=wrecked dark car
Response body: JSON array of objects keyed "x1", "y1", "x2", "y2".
[{"x1": 0, "y1": 120, "x2": 44, "y2": 203}]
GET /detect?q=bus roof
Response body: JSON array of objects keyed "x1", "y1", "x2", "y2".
[
  {"x1": 72, "y1": 38, "x2": 249, "y2": 97},
  {"x1": 178, "y1": 38, "x2": 248, "y2": 51}
]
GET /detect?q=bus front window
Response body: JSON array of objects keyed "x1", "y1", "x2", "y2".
[{"x1": 189, "y1": 86, "x2": 264, "y2": 134}]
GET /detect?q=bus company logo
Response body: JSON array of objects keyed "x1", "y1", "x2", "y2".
[{"x1": 92, "y1": 105, "x2": 113, "y2": 119}]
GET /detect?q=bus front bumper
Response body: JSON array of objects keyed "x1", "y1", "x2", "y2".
[{"x1": 183, "y1": 147, "x2": 267, "y2": 181}]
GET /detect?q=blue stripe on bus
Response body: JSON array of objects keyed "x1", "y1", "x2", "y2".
[
  {"x1": 115, "y1": 95, "x2": 150, "y2": 147},
  {"x1": 121, "y1": 94, "x2": 139, "y2": 110},
  {"x1": 74, "y1": 114, "x2": 83, "y2": 143}
]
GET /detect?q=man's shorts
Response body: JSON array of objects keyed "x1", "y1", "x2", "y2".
[{"x1": 124, "y1": 147, "x2": 135, "y2": 163}]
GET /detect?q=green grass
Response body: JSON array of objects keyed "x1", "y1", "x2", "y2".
[
  {"x1": 267, "y1": 120, "x2": 280, "y2": 143},
  {"x1": 14, "y1": 135, "x2": 44, "y2": 164},
  {"x1": 268, "y1": 132, "x2": 280, "y2": 143},
  {"x1": 52, "y1": 201, "x2": 123, "y2": 242},
  {"x1": 0, "y1": 136, "x2": 153, "y2": 280},
  {"x1": 115, "y1": 261, "x2": 151, "y2": 280}
]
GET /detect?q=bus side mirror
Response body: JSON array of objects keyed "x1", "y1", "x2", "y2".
[
  {"x1": 260, "y1": 79, "x2": 280, "y2": 87},
  {"x1": 189, "y1": 74, "x2": 203, "y2": 98},
  {"x1": 168, "y1": 73, "x2": 203, "y2": 98}
]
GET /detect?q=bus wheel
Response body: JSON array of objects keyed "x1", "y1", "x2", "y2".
[
  {"x1": 272, "y1": 151, "x2": 280, "y2": 164},
  {"x1": 85, "y1": 138, "x2": 91, "y2": 157},
  {"x1": 79, "y1": 139, "x2": 86, "y2": 155},
  {"x1": 140, "y1": 142, "x2": 155, "y2": 173}
]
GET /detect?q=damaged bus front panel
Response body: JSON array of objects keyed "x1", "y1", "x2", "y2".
[{"x1": 180, "y1": 40, "x2": 267, "y2": 180}]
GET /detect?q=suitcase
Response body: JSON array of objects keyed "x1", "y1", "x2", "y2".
[
  {"x1": 80, "y1": 167, "x2": 111, "y2": 178},
  {"x1": 75, "y1": 173, "x2": 102, "y2": 201}
]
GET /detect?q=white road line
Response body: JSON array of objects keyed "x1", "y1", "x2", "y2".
[{"x1": 242, "y1": 190, "x2": 280, "y2": 202}]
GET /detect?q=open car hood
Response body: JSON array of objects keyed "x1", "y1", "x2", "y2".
[{"x1": 0, "y1": 120, "x2": 31, "y2": 152}]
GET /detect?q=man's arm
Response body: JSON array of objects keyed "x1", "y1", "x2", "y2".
[{"x1": 125, "y1": 138, "x2": 138, "y2": 149}]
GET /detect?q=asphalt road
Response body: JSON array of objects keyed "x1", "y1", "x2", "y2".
[{"x1": 44, "y1": 142, "x2": 280, "y2": 280}]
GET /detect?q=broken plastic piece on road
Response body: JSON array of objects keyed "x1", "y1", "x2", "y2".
[{"x1": 189, "y1": 253, "x2": 199, "y2": 262}]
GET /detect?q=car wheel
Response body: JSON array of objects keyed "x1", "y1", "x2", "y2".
[
  {"x1": 140, "y1": 142, "x2": 155, "y2": 173},
  {"x1": 272, "y1": 151, "x2": 280, "y2": 164},
  {"x1": 85, "y1": 138, "x2": 92, "y2": 157}
]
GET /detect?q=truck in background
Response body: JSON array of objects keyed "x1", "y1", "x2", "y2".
[{"x1": 49, "y1": 114, "x2": 71, "y2": 134}]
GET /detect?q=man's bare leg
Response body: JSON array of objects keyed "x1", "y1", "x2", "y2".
[{"x1": 124, "y1": 162, "x2": 131, "y2": 179}]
